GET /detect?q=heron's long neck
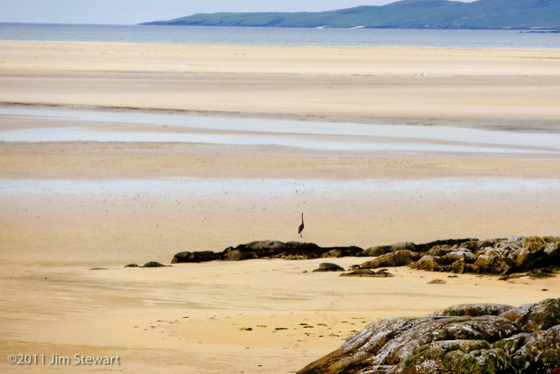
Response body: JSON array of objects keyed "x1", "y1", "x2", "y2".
[{"x1": 301, "y1": 214, "x2": 304, "y2": 223}]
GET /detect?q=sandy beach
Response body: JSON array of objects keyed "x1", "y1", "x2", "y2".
[{"x1": 1, "y1": 40, "x2": 559, "y2": 373}]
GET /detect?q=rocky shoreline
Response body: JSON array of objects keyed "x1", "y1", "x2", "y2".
[
  {"x1": 297, "y1": 298, "x2": 560, "y2": 374},
  {"x1": 169, "y1": 236, "x2": 560, "y2": 279}
]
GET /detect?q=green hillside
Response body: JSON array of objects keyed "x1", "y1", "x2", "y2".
[{"x1": 140, "y1": 0, "x2": 560, "y2": 30}]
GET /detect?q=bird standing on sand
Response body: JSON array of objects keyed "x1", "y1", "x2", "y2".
[{"x1": 298, "y1": 213, "x2": 305, "y2": 237}]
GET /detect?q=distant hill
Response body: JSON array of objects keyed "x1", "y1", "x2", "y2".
[{"x1": 140, "y1": 0, "x2": 560, "y2": 30}]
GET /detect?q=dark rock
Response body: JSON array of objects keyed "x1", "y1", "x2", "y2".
[
  {"x1": 141, "y1": 261, "x2": 171, "y2": 268},
  {"x1": 312, "y1": 263, "x2": 345, "y2": 272},
  {"x1": 245, "y1": 240, "x2": 288, "y2": 251},
  {"x1": 322, "y1": 249, "x2": 343, "y2": 258},
  {"x1": 172, "y1": 251, "x2": 219, "y2": 263},
  {"x1": 170, "y1": 237, "x2": 560, "y2": 281},
  {"x1": 527, "y1": 267, "x2": 560, "y2": 280},
  {"x1": 427, "y1": 279, "x2": 446, "y2": 284},
  {"x1": 173, "y1": 241, "x2": 364, "y2": 263},
  {"x1": 124, "y1": 263, "x2": 140, "y2": 268},
  {"x1": 297, "y1": 298, "x2": 560, "y2": 374},
  {"x1": 340, "y1": 269, "x2": 394, "y2": 277},
  {"x1": 223, "y1": 249, "x2": 251, "y2": 261}
]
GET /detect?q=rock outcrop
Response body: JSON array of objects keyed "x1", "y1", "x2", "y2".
[
  {"x1": 125, "y1": 261, "x2": 171, "y2": 268},
  {"x1": 172, "y1": 241, "x2": 363, "y2": 263},
  {"x1": 313, "y1": 263, "x2": 346, "y2": 272},
  {"x1": 362, "y1": 236, "x2": 560, "y2": 278},
  {"x1": 340, "y1": 269, "x2": 394, "y2": 277},
  {"x1": 297, "y1": 298, "x2": 560, "y2": 374},
  {"x1": 169, "y1": 236, "x2": 560, "y2": 279}
]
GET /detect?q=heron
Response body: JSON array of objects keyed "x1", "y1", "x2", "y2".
[{"x1": 298, "y1": 213, "x2": 304, "y2": 237}]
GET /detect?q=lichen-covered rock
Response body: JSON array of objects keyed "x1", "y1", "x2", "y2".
[
  {"x1": 473, "y1": 249, "x2": 512, "y2": 275},
  {"x1": 361, "y1": 250, "x2": 420, "y2": 269},
  {"x1": 430, "y1": 303, "x2": 514, "y2": 317},
  {"x1": 502, "y1": 298, "x2": 560, "y2": 333},
  {"x1": 410, "y1": 255, "x2": 446, "y2": 272},
  {"x1": 312, "y1": 263, "x2": 345, "y2": 272},
  {"x1": 451, "y1": 260, "x2": 480, "y2": 274},
  {"x1": 414, "y1": 238, "x2": 478, "y2": 253},
  {"x1": 402, "y1": 343, "x2": 516, "y2": 374},
  {"x1": 379, "y1": 236, "x2": 560, "y2": 279},
  {"x1": 443, "y1": 250, "x2": 476, "y2": 263},
  {"x1": 426, "y1": 245, "x2": 454, "y2": 257},
  {"x1": 297, "y1": 298, "x2": 560, "y2": 374},
  {"x1": 359, "y1": 243, "x2": 417, "y2": 258},
  {"x1": 361, "y1": 253, "x2": 397, "y2": 268},
  {"x1": 512, "y1": 325, "x2": 560, "y2": 374}
]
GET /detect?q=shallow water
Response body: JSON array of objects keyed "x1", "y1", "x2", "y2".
[
  {"x1": 1, "y1": 108, "x2": 559, "y2": 154},
  {"x1": 2, "y1": 23, "x2": 559, "y2": 48},
  {"x1": 0, "y1": 127, "x2": 554, "y2": 154},
  {"x1": 1, "y1": 178, "x2": 558, "y2": 196}
]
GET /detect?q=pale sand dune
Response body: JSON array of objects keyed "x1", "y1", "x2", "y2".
[{"x1": 0, "y1": 41, "x2": 559, "y2": 373}]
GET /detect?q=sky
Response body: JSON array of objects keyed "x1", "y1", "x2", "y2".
[{"x1": 0, "y1": 0, "x2": 477, "y2": 25}]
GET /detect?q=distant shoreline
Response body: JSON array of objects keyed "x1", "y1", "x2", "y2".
[
  {"x1": 139, "y1": 0, "x2": 560, "y2": 31},
  {"x1": 138, "y1": 22, "x2": 560, "y2": 32}
]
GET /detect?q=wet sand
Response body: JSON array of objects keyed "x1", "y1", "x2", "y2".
[
  {"x1": 0, "y1": 40, "x2": 559, "y2": 373},
  {"x1": 1, "y1": 40, "x2": 560, "y2": 130}
]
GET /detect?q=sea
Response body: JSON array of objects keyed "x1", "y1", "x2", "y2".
[{"x1": 1, "y1": 22, "x2": 559, "y2": 48}]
